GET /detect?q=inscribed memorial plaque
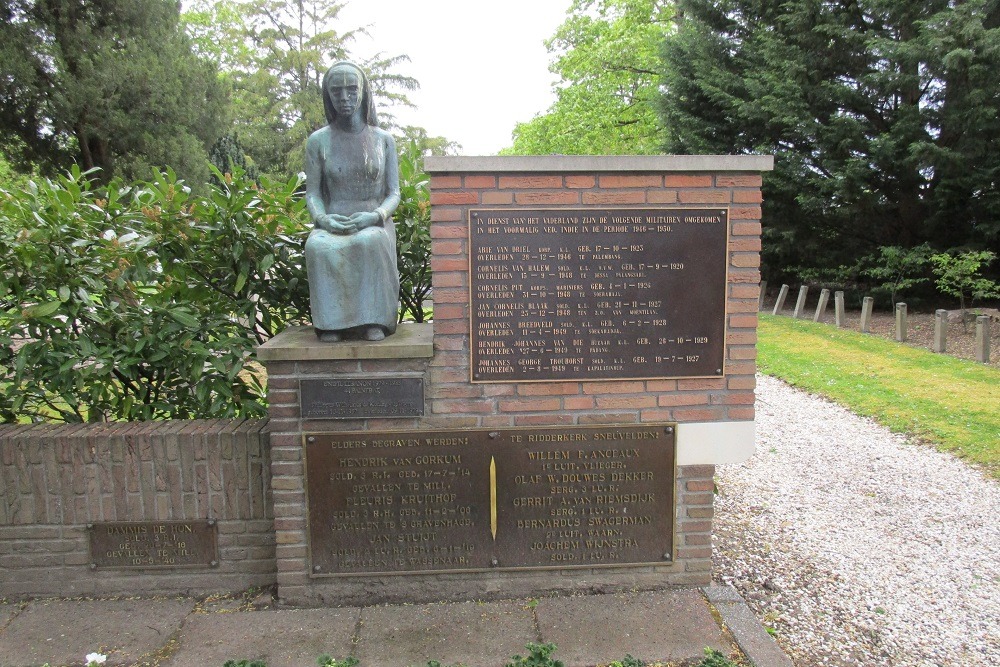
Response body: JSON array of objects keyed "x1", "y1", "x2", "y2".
[
  {"x1": 300, "y1": 377, "x2": 424, "y2": 419},
  {"x1": 304, "y1": 425, "x2": 675, "y2": 575},
  {"x1": 89, "y1": 520, "x2": 218, "y2": 569},
  {"x1": 469, "y1": 208, "x2": 728, "y2": 382}
]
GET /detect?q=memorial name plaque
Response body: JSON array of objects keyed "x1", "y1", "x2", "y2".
[
  {"x1": 469, "y1": 207, "x2": 728, "y2": 382},
  {"x1": 300, "y1": 377, "x2": 424, "y2": 419},
  {"x1": 88, "y1": 520, "x2": 218, "y2": 569},
  {"x1": 305, "y1": 425, "x2": 675, "y2": 576}
]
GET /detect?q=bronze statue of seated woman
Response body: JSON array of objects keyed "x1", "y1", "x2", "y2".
[{"x1": 304, "y1": 61, "x2": 400, "y2": 342}]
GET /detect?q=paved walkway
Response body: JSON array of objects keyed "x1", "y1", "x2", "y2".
[{"x1": 0, "y1": 586, "x2": 791, "y2": 667}]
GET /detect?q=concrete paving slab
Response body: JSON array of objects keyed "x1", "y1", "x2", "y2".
[
  {"x1": 166, "y1": 608, "x2": 359, "y2": 667},
  {"x1": 355, "y1": 599, "x2": 537, "y2": 667},
  {"x1": 535, "y1": 590, "x2": 729, "y2": 667},
  {"x1": 0, "y1": 603, "x2": 21, "y2": 629},
  {"x1": 0, "y1": 598, "x2": 195, "y2": 667}
]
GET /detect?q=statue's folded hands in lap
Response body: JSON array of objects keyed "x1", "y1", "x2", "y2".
[{"x1": 305, "y1": 61, "x2": 401, "y2": 342}]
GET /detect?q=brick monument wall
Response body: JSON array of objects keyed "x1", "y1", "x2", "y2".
[{"x1": 257, "y1": 155, "x2": 771, "y2": 606}]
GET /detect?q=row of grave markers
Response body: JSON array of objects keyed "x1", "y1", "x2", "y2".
[{"x1": 761, "y1": 281, "x2": 993, "y2": 364}]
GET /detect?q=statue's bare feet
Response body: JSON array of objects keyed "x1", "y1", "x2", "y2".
[
  {"x1": 363, "y1": 326, "x2": 385, "y2": 341},
  {"x1": 318, "y1": 330, "x2": 342, "y2": 342}
]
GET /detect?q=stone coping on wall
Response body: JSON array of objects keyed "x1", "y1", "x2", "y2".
[
  {"x1": 256, "y1": 323, "x2": 433, "y2": 362},
  {"x1": 425, "y1": 155, "x2": 775, "y2": 174}
]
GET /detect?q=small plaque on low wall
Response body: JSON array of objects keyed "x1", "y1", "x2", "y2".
[
  {"x1": 88, "y1": 521, "x2": 218, "y2": 569},
  {"x1": 300, "y1": 377, "x2": 424, "y2": 419},
  {"x1": 305, "y1": 425, "x2": 675, "y2": 576},
  {"x1": 468, "y1": 207, "x2": 728, "y2": 382}
]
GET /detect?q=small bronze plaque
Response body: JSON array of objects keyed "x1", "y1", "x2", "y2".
[
  {"x1": 305, "y1": 425, "x2": 675, "y2": 575},
  {"x1": 469, "y1": 208, "x2": 728, "y2": 382},
  {"x1": 300, "y1": 377, "x2": 424, "y2": 419},
  {"x1": 89, "y1": 520, "x2": 218, "y2": 569}
]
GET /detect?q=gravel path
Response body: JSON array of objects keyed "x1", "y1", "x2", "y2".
[{"x1": 714, "y1": 374, "x2": 1000, "y2": 666}]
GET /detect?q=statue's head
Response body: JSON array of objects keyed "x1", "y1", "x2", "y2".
[{"x1": 322, "y1": 61, "x2": 378, "y2": 127}]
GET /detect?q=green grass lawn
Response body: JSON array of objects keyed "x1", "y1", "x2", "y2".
[{"x1": 758, "y1": 314, "x2": 1000, "y2": 478}]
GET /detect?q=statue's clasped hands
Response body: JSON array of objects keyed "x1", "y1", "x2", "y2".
[{"x1": 321, "y1": 211, "x2": 381, "y2": 235}]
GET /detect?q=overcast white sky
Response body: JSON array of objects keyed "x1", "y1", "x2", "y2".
[{"x1": 338, "y1": 1, "x2": 571, "y2": 155}]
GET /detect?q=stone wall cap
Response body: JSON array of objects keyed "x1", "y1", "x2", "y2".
[
  {"x1": 255, "y1": 323, "x2": 434, "y2": 362},
  {"x1": 425, "y1": 155, "x2": 774, "y2": 173}
]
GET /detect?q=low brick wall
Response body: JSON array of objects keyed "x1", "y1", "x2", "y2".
[{"x1": 0, "y1": 419, "x2": 274, "y2": 598}]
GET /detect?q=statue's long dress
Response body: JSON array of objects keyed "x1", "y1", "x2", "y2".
[{"x1": 304, "y1": 126, "x2": 399, "y2": 334}]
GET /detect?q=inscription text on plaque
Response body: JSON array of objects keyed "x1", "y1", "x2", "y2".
[
  {"x1": 305, "y1": 425, "x2": 675, "y2": 576},
  {"x1": 89, "y1": 521, "x2": 218, "y2": 569},
  {"x1": 469, "y1": 208, "x2": 728, "y2": 382},
  {"x1": 300, "y1": 377, "x2": 424, "y2": 419}
]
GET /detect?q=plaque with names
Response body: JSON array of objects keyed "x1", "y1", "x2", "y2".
[
  {"x1": 300, "y1": 377, "x2": 425, "y2": 419},
  {"x1": 469, "y1": 207, "x2": 728, "y2": 382},
  {"x1": 88, "y1": 520, "x2": 218, "y2": 569},
  {"x1": 304, "y1": 424, "x2": 675, "y2": 576}
]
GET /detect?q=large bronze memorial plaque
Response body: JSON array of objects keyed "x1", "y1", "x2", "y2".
[
  {"x1": 305, "y1": 425, "x2": 675, "y2": 576},
  {"x1": 88, "y1": 520, "x2": 218, "y2": 569},
  {"x1": 469, "y1": 208, "x2": 728, "y2": 382}
]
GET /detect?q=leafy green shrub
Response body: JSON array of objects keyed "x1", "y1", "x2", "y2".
[
  {"x1": 0, "y1": 154, "x2": 34, "y2": 203},
  {"x1": 316, "y1": 656, "x2": 359, "y2": 667},
  {"x1": 223, "y1": 660, "x2": 268, "y2": 667},
  {"x1": 930, "y1": 250, "x2": 1000, "y2": 318},
  {"x1": 395, "y1": 141, "x2": 432, "y2": 323},
  {"x1": 147, "y1": 165, "x2": 311, "y2": 347},
  {"x1": 605, "y1": 655, "x2": 645, "y2": 667},
  {"x1": 504, "y1": 643, "x2": 564, "y2": 667},
  {"x1": 0, "y1": 166, "x2": 308, "y2": 422},
  {"x1": 695, "y1": 648, "x2": 737, "y2": 667},
  {"x1": 1, "y1": 156, "x2": 432, "y2": 423},
  {"x1": 862, "y1": 244, "x2": 932, "y2": 306}
]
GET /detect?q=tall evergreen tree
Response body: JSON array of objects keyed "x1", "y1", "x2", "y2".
[
  {"x1": 0, "y1": 0, "x2": 228, "y2": 183},
  {"x1": 661, "y1": 0, "x2": 1000, "y2": 281}
]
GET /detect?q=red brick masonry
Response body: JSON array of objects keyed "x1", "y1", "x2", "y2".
[{"x1": 423, "y1": 156, "x2": 768, "y2": 426}]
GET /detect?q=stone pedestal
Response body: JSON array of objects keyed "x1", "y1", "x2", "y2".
[{"x1": 256, "y1": 324, "x2": 435, "y2": 604}]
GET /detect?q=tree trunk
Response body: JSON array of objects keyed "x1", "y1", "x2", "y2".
[
  {"x1": 75, "y1": 125, "x2": 113, "y2": 182},
  {"x1": 75, "y1": 123, "x2": 94, "y2": 171}
]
